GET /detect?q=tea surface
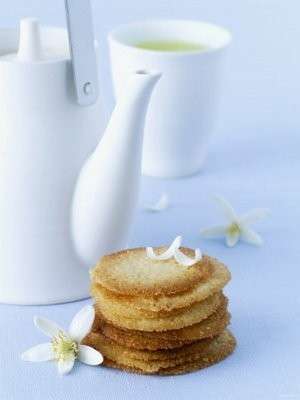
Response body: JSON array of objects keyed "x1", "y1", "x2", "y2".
[{"x1": 135, "y1": 40, "x2": 207, "y2": 52}]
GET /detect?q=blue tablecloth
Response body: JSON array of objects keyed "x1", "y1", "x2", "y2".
[{"x1": 1, "y1": 126, "x2": 299, "y2": 399}]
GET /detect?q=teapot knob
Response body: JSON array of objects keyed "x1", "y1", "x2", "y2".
[{"x1": 18, "y1": 18, "x2": 44, "y2": 62}]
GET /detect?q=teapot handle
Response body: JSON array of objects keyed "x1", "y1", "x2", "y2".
[{"x1": 64, "y1": 0, "x2": 99, "y2": 106}]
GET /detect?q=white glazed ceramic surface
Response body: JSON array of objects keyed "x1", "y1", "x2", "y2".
[
  {"x1": 109, "y1": 20, "x2": 232, "y2": 178},
  {"x1": 0, "y1": 25, "x2": 103, "y2": 304},
  {"x1": 71, "y1": 71, "x2": 161, "y2": 267},
  {"x1": 0, "y1": 20, "x2": 160, "y2": 305}
]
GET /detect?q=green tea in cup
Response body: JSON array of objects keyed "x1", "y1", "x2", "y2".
[{"x1": 135, "y1": 40, "x2": 207, "y2": 52}]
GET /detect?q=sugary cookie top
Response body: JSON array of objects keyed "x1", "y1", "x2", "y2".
[{"x1": 91, "y1": 247, "x2": 212, "y2": 297}]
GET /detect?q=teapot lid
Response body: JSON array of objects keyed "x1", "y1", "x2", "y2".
[
  {"x1": 0, "y1": 5, "x2": 99, "y2": 107},
  {"x1": 0, "y1": 18, "x2": 70, "y2": 63}
]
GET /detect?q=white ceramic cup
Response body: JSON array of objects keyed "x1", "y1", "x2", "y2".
[{"x1": 109, "y1": 20, "x2": 232, "y2": 178}]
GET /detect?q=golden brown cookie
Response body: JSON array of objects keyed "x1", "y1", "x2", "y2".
[
  {"x1": 84, "y1": 330, "x2": 236, "y2": 375},
  {"x1": 91, "y1": 284, "x2": 211, "y2": 319},
  {"x1": 93, "y1": 315, "x2": 193, "y2": 350},
  {"x1": 95, "y1": 292, "x2": 224, "y2": 332},
  {"x1": 92, "y1": 298, "x2": 230, "y2": 350},
  {"x1": 92, "y1": 256, "x2": 230, "y2": 313},
  {"x1": 91, "y1": 248, "x2": 212, "y2": 297}
]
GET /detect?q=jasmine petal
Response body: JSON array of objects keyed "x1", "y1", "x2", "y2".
[
  {"x1": 146, "y1": 236, "x2": 182, "y2": 260},
  {"x1": 34, "y1": 317, "x2": 65, "y2": 338},
  {"x1": 78, "y1": 345, "x2": 104, "y2": 365},
  {"x1": 214, "y1": 195, "x2": 238, "y2": 221},
  {"x1": 21, "y1": 343, "x2": 54, "y2": 362},
  {"x1": 69, "y1": 305, "x2": 95, "y2": 343},
  {"x1": 241, "y1": 227, "x2": 263, "y2": 246},
  {"x1": 226, "y1": 230, "x2": 240, "y2": 247},
  {"x1": 201, "y1": 225, "x2": 227, "y2": 238},
  {"x1": 144, "y1": 192, "x2": 169, "y2": 212},
  {"x1": 240, "y1": 208, "x2": 270, "y2": 225},
  {"x1": 174, "y1": 248, "x2": 202, "y2": 267},
  {"x1": 58, "y1": 358, "x2": 75, "y2": 375}
]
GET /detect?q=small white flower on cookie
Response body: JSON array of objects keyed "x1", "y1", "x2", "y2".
[
  {"x1": 21, "y1": 305, "x2": 103, "y2": 375},
  {"x1": 146, "y1": 236, "x2": 202, "y2": 267},
  {"x1": 200, "y1": 195, "x2": 269, "y2": 247}
]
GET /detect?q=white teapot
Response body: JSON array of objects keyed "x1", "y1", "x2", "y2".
[{"x1": 0, "y1": 5, "x2": 160, "y2": 304}]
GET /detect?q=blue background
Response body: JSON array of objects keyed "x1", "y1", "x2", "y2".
[{"x1": 0, "y1": 1, "x2": 299, "y2": 399}]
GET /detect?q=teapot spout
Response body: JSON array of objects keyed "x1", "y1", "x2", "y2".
[{"x1": 71, "y1": 70, "x2": 161, "y2": 267}]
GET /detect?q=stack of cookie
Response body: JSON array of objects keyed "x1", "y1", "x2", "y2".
[{"x1": 84, "y1": 247, "x2": 236, "y2": 375}]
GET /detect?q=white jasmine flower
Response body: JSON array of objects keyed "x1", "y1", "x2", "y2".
[
  {"x1": 201, "y1": 195, "x2": 269, "y2": 247},
  {"x1": 146, "y1": 236, "x2": 202, "y2": 267},
  {"x1": 21, "y1": 305, "x2": 103, "y2": 375},
  {"x1": 144, "y1": 192, "x2": 169, "y2": 212}
]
